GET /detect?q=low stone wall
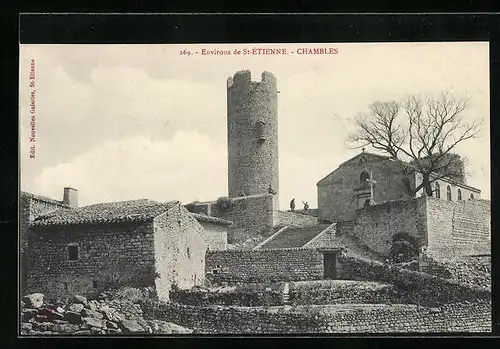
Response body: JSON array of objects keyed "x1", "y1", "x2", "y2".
[
  {"x1": 288, "y1": 280, "x2": 401, "y2": 306},
  {"x1": 205, "y1": 248, "x2": 323, "y2": 285},
  {"x1": 338, "y1": 254, "x2": 491, "y2": 306},
  {"x1": 422, "y1": 255, "x2": 491, "y2": 288},
  {"x1": 170, "y1": 283, "x2": 285, "y2": 307},
  {"x1": 144, "y1": 300, "x2": 491, "y2": 333}
]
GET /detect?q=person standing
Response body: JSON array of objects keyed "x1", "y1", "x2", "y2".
[{"x1": 290, "y1": 198, "x2": 295, "y2": 212}]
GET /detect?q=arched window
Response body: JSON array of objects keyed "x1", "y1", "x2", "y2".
[
  {"x1": 457, "y1": 189, "x2": 462, "y2": 201},
  {"x1": 360, "y1": 171, "x2": 370, "y2": 185},
  {"x1": 446, "y1": 185, "x2": 452, "y2": 201},
  {"x1": 470, "y1": 193, "x2": 475, "y2": 200},
  {"x1": 434, "y1": 182, "x2": 440, "y2": 199}
]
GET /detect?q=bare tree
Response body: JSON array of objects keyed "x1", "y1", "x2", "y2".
[{"x1": 347, "y1": 91, "x2": 484, "y2": 197}]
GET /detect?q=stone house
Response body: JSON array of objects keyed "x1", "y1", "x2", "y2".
[
  {"x1": 20, "y1": 188, "x2": 78, "y2": 287},
  {"x1": 25, "y1": 198, "x2": 209, "y2": 301},
  {"x1": 317, "y1": 151, "x2": 481, "y2": 223},
  {"x1": 189, "y1": 213, "x2": 231, "y2": 251}
]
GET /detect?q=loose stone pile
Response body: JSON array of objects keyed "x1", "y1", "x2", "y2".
[{"x1": 21, "y1": 292, "x2": 193, "y2": 335}]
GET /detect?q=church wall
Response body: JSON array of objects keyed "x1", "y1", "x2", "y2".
[{"x1": 317, "y1": 155, "x2": 411, "y2": 223}]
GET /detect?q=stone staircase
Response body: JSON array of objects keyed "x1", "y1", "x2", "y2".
[{"x1": 259, "y1": 224, "x2": 330, "y2": 249}]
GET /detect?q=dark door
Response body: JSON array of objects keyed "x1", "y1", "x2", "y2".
[{"x1": 323, "y1": 253, "x2": 337, "y2": 279}]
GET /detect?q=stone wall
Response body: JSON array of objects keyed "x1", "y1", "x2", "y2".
[
  {"x1": 288, "y1": 280, "x2": 401, "y2": 306},
  {"x1": 205, "y1": 248, "x2": 323, "y2": 284},
  {"x1": 336, "y1": 220, "x2": 355, "y2": 236},
  {"x1": 273, "y1": 210, "x2": 319, "y2": 228},
  {"x1": 210, "y1": 194, "x2": 275, "y2": 244},
  {"x1": 302, "y1": 224, "x2": 337, "y2": 249},
  {"x1": 353, "y1": 198, "x2": 427, "y2": 256},
  {"x1": 170, "y1": 283, "x2": 285, "y2": 307},
  {"x1": 337, "y1": 254, "x2": 491, "y2": 307},
  {"x1": 145, "y1": 300, "x2": 491, "y2": 333},
  {"x1": 27, "y1": 222, "x2": 156, "y2": 301},
  {"x1": 20, "y1": 193, "x2": 69, "y2": 288},
  {"x1": 153, "y1": 204, "x2": 208, "y2": 301},
  {"x1": 198, "y1": 221, "x2": 227, "y2": 251},
  {"x1": 425, "y1": 197, "x2": 490, "y2": 257}
]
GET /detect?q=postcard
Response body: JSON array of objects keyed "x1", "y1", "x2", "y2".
[{"x1": 19, "y1": 41, "x2": 491, "y2": 335}]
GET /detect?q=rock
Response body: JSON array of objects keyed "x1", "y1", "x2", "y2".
[
  {"x1": 53, "y1": 320, "x2": 70, "y2": 325},
  {"x1": 21, "y1": 300, "x2": 26, "y2": 308},
  {"x1": 98, "y1": 293, "x2": 109, "y2": 301},
  {"x1": 106, "y1": 320, "x2": 118, "y2": 329},
  {"x1": 119, "y1": 319, "x2": 149, "y2": 334},
  {"x1": 88, "y1": 300, "x2": 99, "y2": 311},
  {"x1": 137, "y1": 318, "x2": 152, "y2": 333},
  {"x1": 52, "y1": 323, "x2": 80, "y2": 334},
  {"x1": 107, "y1": 328, "x2": 121, "y2": 334},
  {"x1": 68, "y1": 303, "x2": 84, "y2": 313},
  {"x1": 82, "y1": 308, "x2": 104, "y2": 319},
  {"x1": 22, "y1": 293, "x2": 44, "y2": 309},
  {"x1": 56, "y1": 307, "x2": 65, "y2": 314},
  {"x1": 35, "y1": 315, "x2": 48, "y2": 323},
  {"x1": 90, "y1": 326, "x2": 103, "y2": 334},
  {"x1": 82, "y1": 317, "x2": 106, "y2": 329},
  {"x1": 21, "y1": 308, "x2": 38, "y2": 322},
  {"x1": 21, "y1": 322, "x2": 33, "y2": 332},
  {"x1": 74, "y1": 330, "x2": 92, "y2": 335},
  {"x1": 32, "y1": 321, "x2": 54, "y2": 332},
  {"x1": 64, "y1": 311, "x2": 82, "y2": 324},
  {"x1": 147, "y1": 320, "x2": 193, "y2": 334},
  {"x1": 71, "y1": 295, "x2": 88, "y2": 307},
  {"x1": 100, "y1": 307, "x2": 124, "y2": 323},
  {"x1": 38, "y1": 307, "x2": 65, "y2": 321}
]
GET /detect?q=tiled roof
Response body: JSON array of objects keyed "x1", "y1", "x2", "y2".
[
  {"x1": 189, "y1": 213, "x2": 232, "y2": 226},
  {"x1": 32, "y1": 199, "x2": 179, "y2": 226},
  {"x1": 21, "y1": 191, "x2": 69, "y2": 207},
  {"x1": 259, "y1": 224, "x2": 330, "y2": 249}
]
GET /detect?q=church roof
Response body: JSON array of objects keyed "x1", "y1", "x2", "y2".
[{"x1": 32, "y1": 199, "x2": 180, "y2": 226}]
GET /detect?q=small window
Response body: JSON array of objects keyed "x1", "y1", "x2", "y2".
[
  {"x1": 360, "y1": 171, "x2": 370, "y2": 185},
  {"x1": 186, "y1": 247, "x2": 191, "y2": 259},
  {"x1": 67, "y1": 244, "x2": 79, "y2": 261},
  {"x1": 446, "y1": 186, "x2": 452, "y2": 201},
  {"x1": 457, "y1": 189, "x2": 462, "y2": 201},
  {"x1": 256, "y1": 121, "x2": 266, "y2": 141},
  {"x1": 470, "y1": 193, "x2": 475, "y2": 200},
  {"x1": 434, "y1": 182, "x2": 440, "y2": 198}
]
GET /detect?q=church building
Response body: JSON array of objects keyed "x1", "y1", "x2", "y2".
[{"x1": 317, "y1": 151, "x2": 481, "y2": 223}]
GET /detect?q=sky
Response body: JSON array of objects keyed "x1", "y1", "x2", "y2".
[{"x1": 19, "y1": 42, "x2": 490, "y2": 208}]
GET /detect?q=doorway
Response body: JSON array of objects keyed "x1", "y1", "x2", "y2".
[{"x1": 323, "y1": 252, "x2": 337, "y2": 279}]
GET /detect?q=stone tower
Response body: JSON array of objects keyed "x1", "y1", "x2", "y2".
[{"x1": 227, "y1": 70, "x2": 279, "y2": 209}]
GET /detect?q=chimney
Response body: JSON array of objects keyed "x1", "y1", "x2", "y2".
[{"x1": 63, "y1": 187, "x2": 78, "y2": 208}]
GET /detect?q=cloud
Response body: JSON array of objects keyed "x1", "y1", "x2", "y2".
[
  {"x1": 28, "y1": 131, "x2": 228, "y2": 206},
  {"x1": 20, "y1": 43, "x2": 490, "y2": 205}
]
